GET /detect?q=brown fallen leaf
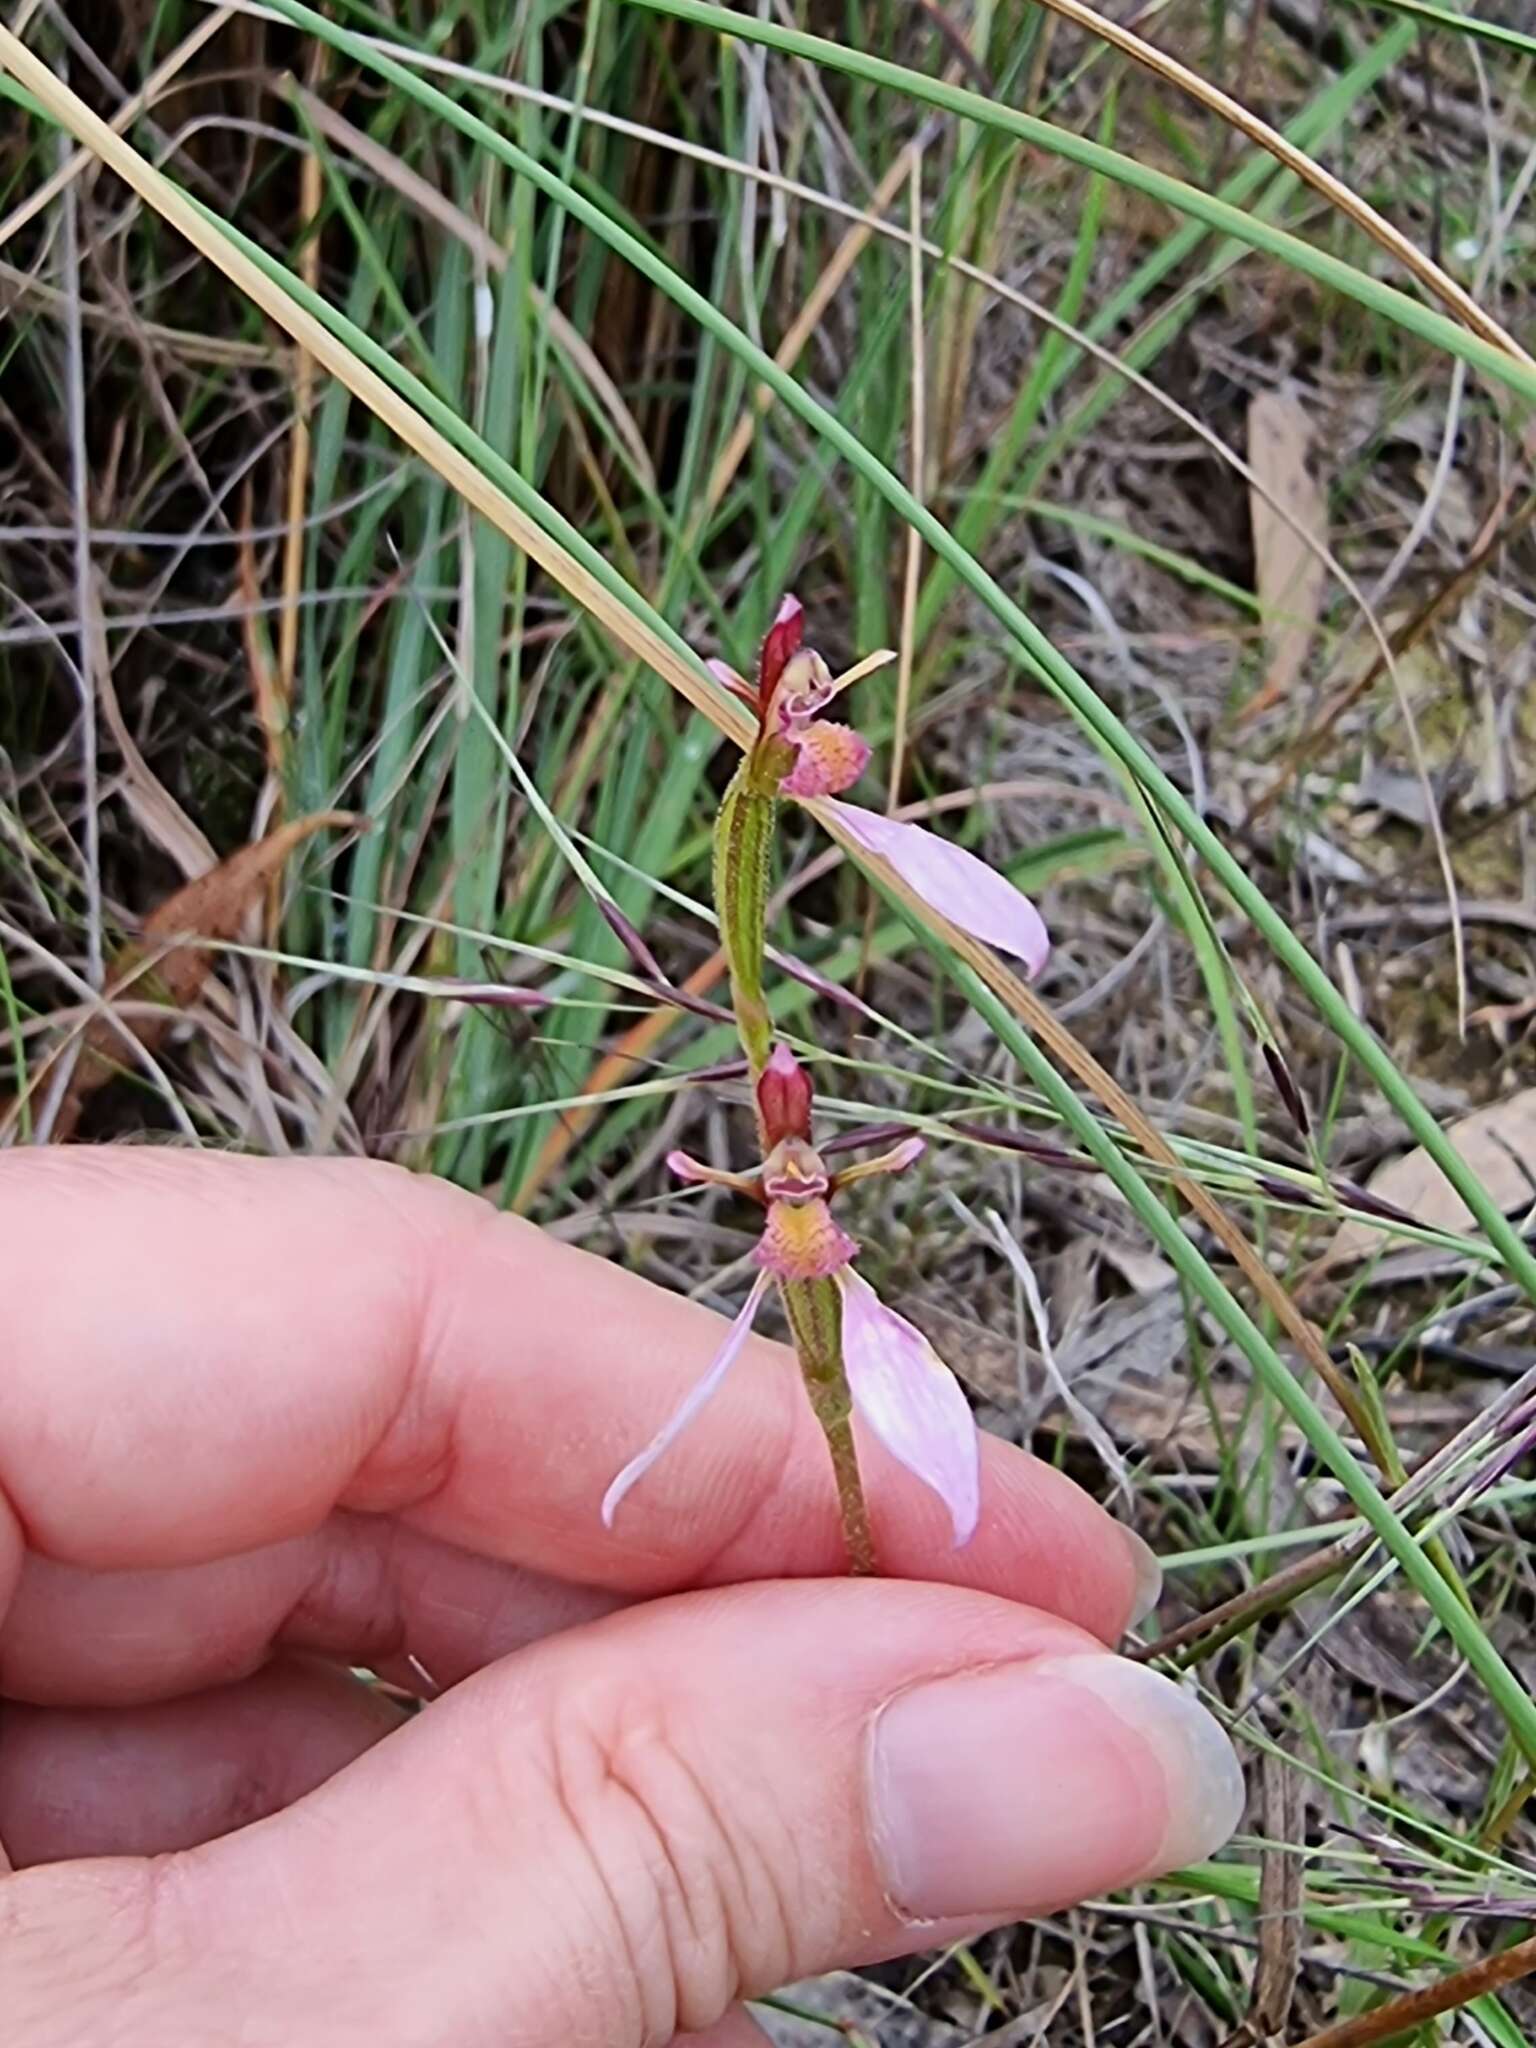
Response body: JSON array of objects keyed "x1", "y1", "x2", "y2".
[
  {"x1": 17, "y1": 810, "x2": 362, "y2": 1141},
  {"x1": 1326, "y1": 1085, "x2": 1536, "y2": 1266},
  {"x1": 1243, "y1": 390, "x2": 1329, "y2": 720}
]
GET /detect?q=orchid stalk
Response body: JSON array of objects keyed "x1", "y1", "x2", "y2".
[{"x1": 603, "y1": 597, "x2": 1053, "y2": 1571}]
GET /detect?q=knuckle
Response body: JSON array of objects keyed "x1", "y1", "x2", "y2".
[{"x1": 533, "y1": 1683, "x2": 803, "y2": 2041}]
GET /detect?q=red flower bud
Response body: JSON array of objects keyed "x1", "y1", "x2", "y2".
[{"x1": 756, "y1": 1041, "x2": 813, "y2": 1144}]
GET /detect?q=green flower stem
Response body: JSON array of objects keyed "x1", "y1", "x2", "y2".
[
  {"x1": 714, "y1": 743, "x2": 875, "y2": 1574},
  {"x1": 781, "y1": 1274, "x2": 877, "y2": 1577}
]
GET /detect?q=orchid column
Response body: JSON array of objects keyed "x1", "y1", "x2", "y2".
[{"x1": 603, "y1": 597, "x2": 1053, "y2": 1573}]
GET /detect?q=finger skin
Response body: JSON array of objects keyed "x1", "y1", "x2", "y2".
[
  {"x1": 2, "y1": 1582, "x2": 1166, "y2": 2048},
  {"x1": 0, "y1": 1518, "x2": 622, "y2": 1707},
  {"x1": 0, "y1": 1151, "x2": 1145, "y2": 1641},
  {"x1": 0, "y1": 1658, "x2": 403, "y2": 1866},
  {"x1": 691, "y1": 2011, "x2": 771, "y2": 2048}
]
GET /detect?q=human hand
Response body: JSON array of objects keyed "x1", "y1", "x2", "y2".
[{"x1": 0, "y1": 1151, "x2": 1242, "y2": 2045}]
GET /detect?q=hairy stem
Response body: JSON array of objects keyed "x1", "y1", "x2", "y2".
[{"x1": 781, "y1": 1273, "x2": 877, "y2": 1575}]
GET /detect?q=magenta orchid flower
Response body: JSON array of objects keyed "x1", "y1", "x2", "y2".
[
  {"x1": 709, "y1": 595, "x2": 1051, "y2": 979},
  {"x1": 601, "y1": 1044, "x2": 979, "y2": 1543}
]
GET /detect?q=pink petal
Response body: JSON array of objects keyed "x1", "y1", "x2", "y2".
[
  {"x1": 706, "y1": 657, "x2": 758, "y2": 711},
  {"x1": 837, "y1": 1269, "x2": 980, "y2": 1545},
  {"x1": 601, "y1": 1272, "x2": 770, "y2": 1527},
  {"x1": 823, "y1": 803, "x2": 1050, "y2": 978},
  {"x1": 871, "y1": 1133, "x2": 926, "y2": 1173},
  {"x1": 829, "y1": 1134, "x2": 926, "y2": 1190},
  {"x1": 665, "y1": 1150, "x2": 756, "y2": 1192}
]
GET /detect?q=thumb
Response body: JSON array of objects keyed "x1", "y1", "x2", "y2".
[{"x1": 3, "y1": 1581, "x2": 1242, "y2": 2046}]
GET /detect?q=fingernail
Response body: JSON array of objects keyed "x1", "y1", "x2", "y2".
[
  {"x1": 1120, "y1": 1526, "x2": 1163, "y2": 1629},
  {"x1": 869, "y1": 1653, "x2": 1243, "y2": 1921}
]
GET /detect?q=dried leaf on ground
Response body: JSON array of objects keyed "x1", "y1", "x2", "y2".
[
  {"x1": 1327, "y1": 1087, "x2": 1536, "y2": 1265},
  {"x1": 1244, "y1": 391, "x2": 1329, "y2": 718},
  {"x1": 21, "y1": 811, "x2": 361, "y2": 1140}
]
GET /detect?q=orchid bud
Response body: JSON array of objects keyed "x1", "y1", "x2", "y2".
[{"x1": 756, "y1": 1041, "x2": 813, "y2": 1144}]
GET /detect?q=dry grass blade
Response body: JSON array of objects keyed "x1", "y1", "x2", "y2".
[
  {"x1": 0, "y1": 253, "x2": 275, "y2": 363},
  {"x1": 290, "y1": 83, "x2": 656, "y2": 489},
  {"x1": 1249, "y1": 1749, "x2": 1303, "y2": 2040},
  {"x1": 7, "y1": 811, "x2": 360, "y2": 1140},
  {"x1": 1030, "y1": 0, "x2": 1531, "y2": 365},
  {"x1": 1290, "y1": 1930, "x2": 1536, "y2": 2048},
  {"x1": 889, "y1": 147, "x2": 925, "y2": 808},
  {"x1": 238, "y1": 506, "x2": 287, "y2": 786},
  {"x1": 93, "y1": 626, "x2": 216, "y2": 881},
  {"x1": 0, "y1": 4, "x2": 232, "y2": 253},
  {"x1": 278, "y1": 57, "x2": 326, "y2": 720}
]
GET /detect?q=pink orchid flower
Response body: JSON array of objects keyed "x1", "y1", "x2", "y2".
[
  {"x1": 601, "y1": 1044, "x2": 980, "y2": 1544},
  {"x1": 710, "y1": 595, "x2": 1050, "y2": 979}
]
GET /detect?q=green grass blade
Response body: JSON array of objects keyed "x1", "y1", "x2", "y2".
[
  {"x1": 616, "y1": 0, "x2": 1536, "y2": 405},
  {"x1": 1344, "y1": 0, "x2": 1536, "y2": 55}
]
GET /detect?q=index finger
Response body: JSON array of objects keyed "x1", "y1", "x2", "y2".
[{"x1": 0, "y1": 1152, "x2": 1152, "y2": 1636}]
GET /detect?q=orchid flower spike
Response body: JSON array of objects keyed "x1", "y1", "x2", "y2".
[
  {"x1": 711, "y1": 596, "x2": 1052, "y2": 978},
  {"x1": 602, "y1": 1045, "x2": 980, "y2": 1544}
]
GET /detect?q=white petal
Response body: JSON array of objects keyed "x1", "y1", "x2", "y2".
[
  {"x1": 601, "y1": 1273, "x2": 771, "y2": 1527},
  {"x1": 838, "y1": 1269, "x2": 980, "y2": 1545},
  {"x1": 825, "y1": 803, "x2": 1050, "y2": 977}
]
